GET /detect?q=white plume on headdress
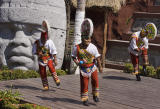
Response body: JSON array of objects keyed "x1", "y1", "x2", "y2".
[
  {"x1": 81, "y1": 18, "x2": 94, "y2": 38},
  {"x1": 42, "y1": 19, "x2": 51, "y2": 38},
  {"x1": 43, "y1": 19, "x2": 51, "y2": 32}
]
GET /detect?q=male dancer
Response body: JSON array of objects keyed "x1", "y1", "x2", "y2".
[
  {"x1": 72, "y1": 18, "x2": 103, "y2": 106},
  {"x1": 128, "y1": 23, "x2": 157, "y2": 81},
  {"x1": 33, "y1": 20, "x2": 60, "y2": 90}
]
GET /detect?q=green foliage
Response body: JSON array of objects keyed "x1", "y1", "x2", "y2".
[
  {"x1": 0, "y1": 74, "x2": 3, "y2": 81},
  {"x1": 46, "y1": 70, "x2": 52, "y2": 76},
  {"x1": 0, "y1": 89, "x2": 50, "y2": 109},
  {"x1": 0, "y1": 69, "x2": 40, "y2": 81},
  {"x1": 0, "y1": 70, "x2": 12, "y2": 80},
  {"x1": 19, "y1": 103, "x2": 34, "y2": 109},
  {"x1": 25, "y1": 70, "x2": 40, "y2": 78},
  {"x1": 1, "y1": 65, "x2": 9, "y2": 70},
  {"x1": 46, "y1": 69, "x2": 67, "y2": 76},
  {"x1": 2, "y1": 104, "x2": 18, "y2": 109},
  {"x1": 56, "y1": 69, "x2": 67, "y2": 76},
  {"x1": 139, "y1": 65, "x2": 143, "y2": 75},
  {"x1": 0, "y1": 88, "x2": 21, "y2": 107},
  {"x1": 156, "y1": 67, "x2": 160, "y2": 79},
  {"x1": 123, "y1": 63, "x2": 143, "y2": 74},
  {"x1": 2, "y1": 103, "x2": 50, "y2": 109},
  {"x1": 123, "y1": 63, "x2": 133, "y2": 73},
  {"x1": 123, "y1": 63, "x2": 159, "y2": 79},
  {"x1": 146, "y1": 66, "x2": 157, "y2": 78},
  {"x1": 19, "y1": 103, "x2": 50, "y2": 109},
  {"x1": 0, "y1": 66, "x2": 66, "y2": 81},
  {"x1": 12, "y1": 69, "x2": 25, "y2": 79}
]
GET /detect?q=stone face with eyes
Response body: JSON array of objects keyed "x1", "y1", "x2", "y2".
[
  {"x1": 0, "y1": 0, "x2": 66, "y2": 70},
  {"x1": 0, "y1": 23, "x2": 41, "y2": 70}
]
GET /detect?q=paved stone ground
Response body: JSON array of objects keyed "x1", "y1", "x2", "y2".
[{"x1": 0, "y1": 68, "x2": 160, "y2": 109}]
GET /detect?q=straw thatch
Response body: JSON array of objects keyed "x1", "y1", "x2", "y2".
[{"x1": 71, "y1": 0, "x2": 126, "y2": 12}]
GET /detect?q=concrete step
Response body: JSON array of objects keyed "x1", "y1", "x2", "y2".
[{"x1": 105, "y1": 61, "x2": 124, "y2": 70}]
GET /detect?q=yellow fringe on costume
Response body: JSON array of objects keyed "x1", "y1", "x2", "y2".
[
  {"x1": 132, "y1": 72, "x2": 139, "y2": 75},
  {"x1": 56, "y1": 79, "x2": 60, "y2": 84},
  {"x1": 81, "y1": 96, "x2": 88, "y2": 101},
  {"x1": 93, "y1": 92, "x2": 99, "y2": 97},
  {"x1": 43, "y1": 86, "x2": 49, "y2": 91},
  {"x1": 81, "y1": 91, "x2": 88, "y2": 101}
]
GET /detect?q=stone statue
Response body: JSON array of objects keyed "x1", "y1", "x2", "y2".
[{"x1": 0, "y1": 0, "x2": 66, "y2": 70}]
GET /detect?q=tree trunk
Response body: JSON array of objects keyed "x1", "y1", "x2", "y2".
[
  {"x1": 73, "y1": 0, "x2": 86, "y2": 45},
  {"x1": 102, "y1": 12, "x2": 108, "y2": 68},
  {"x1": 62, "y1": 0, "x2": 71, "y2": 72},
  {"x1": 70, "y1": 0, "x2": 86, "y2": 74},
  {"x1": 66, "y1": 1, "x2": 71, "y2": 46}
]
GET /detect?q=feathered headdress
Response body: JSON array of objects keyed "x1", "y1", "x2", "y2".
[{"x1": 81, "y1": 18, "x2": 94, "y2": 39}]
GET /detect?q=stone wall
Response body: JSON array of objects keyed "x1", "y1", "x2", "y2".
[{"x1": 106, "y1": 40, "x2": 160, "y2": 68}]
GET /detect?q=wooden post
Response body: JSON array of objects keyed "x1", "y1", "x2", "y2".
[{"x1": 102, "y1": 11, "x2": 108, "y2": 68}]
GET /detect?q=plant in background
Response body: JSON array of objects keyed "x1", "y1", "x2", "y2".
[
  {"x1": 1, "y1": 70, "x2": 12, "y2": 80},
  {"x1": 2, "y1": 103, "x2": 18, "y2": 109},
  {"x1": 12, "y1": 69, "x2": 26, "y2": 79},
  {"x1": 123, "y1": 63, "x2": 158, "y2": 78},
  {"x1": 46, "y1": 70, "x2": 52, "y2": 76},
  {"x1": 0, "y1": 71, "x2": 3, "y2": 80},
  {"x1": 0, "y1": 68, "x2": 66, "y2": 81},
  {"x1": 139, "y1": 65, "x2": 144, "y2": 76},
  {"x1": 156, "y1": 67, "x2": 160, "y2": 79},
  {"x1": 56, "y1": 69, "x2": 67, "y2": 76},
  {"x1": 19, "y1": 103, "x2": 35, "y2": 109},
  {"x1": 1, "y1": 65, "x2": 9, "y2": 70},
  {"x1": 46, "y1": 69, "x2": 67, "y2": 76},
  {"x1": 0, "y1": 88, "x2": 50, "y2": 109},
  {"x1": 146, "y1": 66, "x2": 157, "y2": 78},
  {"x1": 19, "y1": 103, "x2": 50, "y2": 109},
  {"x1": 123, "y1": 63, "x2": 133, "y2": 73},
  {"x1": 25, "y1": 70, "x2": 40, "y2": 78},
  {"x1": 0, "y1": 88, "x2": 22, "y2": 108}
]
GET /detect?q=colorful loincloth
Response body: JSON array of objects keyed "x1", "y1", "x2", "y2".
[{"x1": 80, "y1": 64, "x2": 97, "y2": 77}]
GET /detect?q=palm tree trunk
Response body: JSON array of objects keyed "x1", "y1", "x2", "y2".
[
  {"x1": 73, "y1": 0, "x2": 86, "y2": 45},
  {"x1": 70, "y1": 0, "x2": 86, "y2": 74},
  {"x1": 62, "y1": 0, "x2": 71, "y2": 72}
]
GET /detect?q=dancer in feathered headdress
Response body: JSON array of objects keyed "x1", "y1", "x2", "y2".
[
  {"x1": 72, "y1": 18, "x2": 103, "y2": 106},
  {"x1": 128, "y1": 23, "x2": 157, "y2": 81},
  {"x1": 33, "y1": 20, "x2": 60, "y2": 90}
]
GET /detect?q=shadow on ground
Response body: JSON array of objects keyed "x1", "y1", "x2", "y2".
[
  {"x1": 103, "y1": 76, "x2": 135, "y2": 81},
  {"x1": 36, "y1": 96, "x2": 96, "y2": 106},
  {"x1": 5, "y1": 85, "x2": 56, "y2": 92}
]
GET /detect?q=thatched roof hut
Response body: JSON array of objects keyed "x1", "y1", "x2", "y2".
[
  {"x1": 64, "y1": 0, "x2": 127, "y2": 69},
  {"x1": 70, "y1": 0, "x2": 126, "y2": 12},
  {"x1": 70, "y1": 0, "x2": 126, "y2": 67}
]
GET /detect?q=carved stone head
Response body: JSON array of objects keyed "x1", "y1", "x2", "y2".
[{"x1": 0, "y1": 0, "x2": 66, "y2": 70}]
